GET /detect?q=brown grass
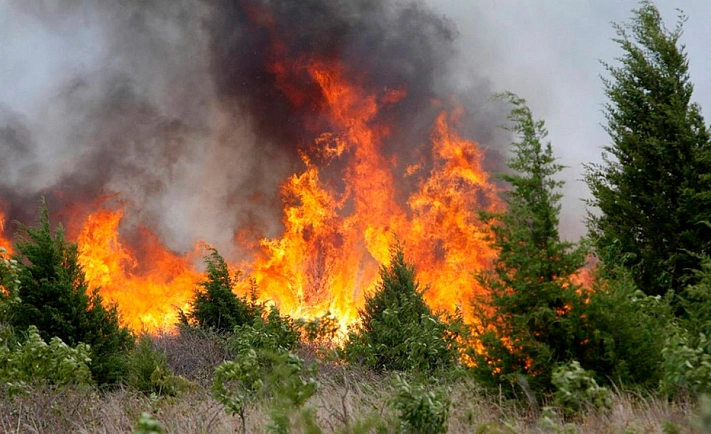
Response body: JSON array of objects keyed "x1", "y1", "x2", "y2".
[
  {"x1": 0, "y1": 336, "x2": 703, "y2": 433},
  {"x1": 0, "y1": 371, "x2": 703, "y2": 434}
]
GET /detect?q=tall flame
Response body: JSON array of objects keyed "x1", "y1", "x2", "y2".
[
  {"x1": 247, "y1": 60, "x2": 501, "y2": 332},
  {"x1": 76, "y1": 209, "x2": 201, "y2": 332}
]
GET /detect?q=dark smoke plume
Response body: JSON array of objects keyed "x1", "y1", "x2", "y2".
[{"x1": 0, "y1": 0, "x2": 504, "y2": 256}]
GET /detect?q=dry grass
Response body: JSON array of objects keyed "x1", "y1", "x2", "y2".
[
  {"x1": 0, "y1": 371, "x2": 703, "y2": 434},
  {"x1": 0, "y1": 335, "x2": 703, "y2": 433}
]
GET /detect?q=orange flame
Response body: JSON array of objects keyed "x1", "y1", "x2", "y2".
[
  {"x1": 76, "y1": 208, "x2": 201, "y2": 333},
  {"x1": 0, "y1": 210, "x2": 11, "y2": 254},
  {"x1": 246, "y1": 59, "x2": 501, "y2": 333},
  {"x1": 2, "y1": 9, "x2": 505, "y2": 337}
]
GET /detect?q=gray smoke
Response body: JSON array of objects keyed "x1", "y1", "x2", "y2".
[{"x1": 0, "y1": 0, "x2": 510, "y2": 257}]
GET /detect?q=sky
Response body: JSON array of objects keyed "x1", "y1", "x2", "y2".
[
  {"x1": 427, "y1": 0, "x2": 711, "y2": 239},
  {"x1": 2, "y1": 1, "x2": 711, "y2": 244}
]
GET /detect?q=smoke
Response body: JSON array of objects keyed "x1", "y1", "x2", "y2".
[{"x1": 0, "y1": 0, "x2": 506, "y2": 256}]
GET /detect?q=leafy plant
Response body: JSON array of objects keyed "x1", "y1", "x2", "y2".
[
  {"x1": 661, "y1": 257, "x2": 711, "y2": 395},
  {"x1": 214, "y1": 319, "x2": 317, "y2": 434},
  {"x1": 301, "y1": 313, "x2": 340, "y2": 344},
  {"x1": 580, "y1": 263, "x2": 672, "y2": 387},
  {"x1": 389, "y1": 374, "x2": 450, "y2": 434},
  {"x1": 265, "y1": 351, "x2": 319, "y2": 434},
  {"x1": 551, "y1": 361, "x2": 612, "y2": 417},
  {"x1": 127, "y1": 334, "x2": 191, "y2": 396},
  {"x1": 661, "y1": 332, "x2": 711, "y2": 395},
  {"x1": 0, "y1": 247, "x2": 21, "y2": 343},
  {"x1": 0, "y1": 325, "x2": 92, "y2": 396},
  {"x1": 227, "y1": 305, "x2": 300, "y2": 356},
  {"x1": 133, "y1": 412, "x2": 165, "y2": 434},
  {"x1": 212, "y1": 348, "x2": 262, "y2": 434}
]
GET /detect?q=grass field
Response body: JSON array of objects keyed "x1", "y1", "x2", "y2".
[{"x1": 1, "y1": 332, "x2": 705, "y2": 434}]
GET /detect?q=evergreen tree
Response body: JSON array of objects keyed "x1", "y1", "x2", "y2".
[
  {"x1": 345, "y1": 243, "x2": 456, "y2": 372},
  {"x1": 180, "y1": 248, "x2": 260, "y2": 333},
  {"x1": 12, "y1": 201, "x2": 133, "y2": 384},
  {"x1": 473, "y1": 93, "x2": 588, "y2": 392},
  {"x1": 585, "y1": 2, "x2": 711, "y2": 298}
]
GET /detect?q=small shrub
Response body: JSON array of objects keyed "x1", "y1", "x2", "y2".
[
  {"x1": 536, "y1": 407, "x2": 577, "y2": 434},
  {"x1": 180, "y1": 248, "x2": 262, "y2": 333},
  {"x1": 344, "y1": 244, "x2": 456, "y2": 373},
  {"x1": 389, "y1": 374, "x2": 450, "y2": 434},
  {"x1": 11, "y1": 202, "x2": 133, "y2": 385},
  {"x1": 301, "y1": 313, "x2": 340, "y2": 344},
  {"x1": 661, "y1": 332, "x2": 711, "y2": 395},
  {"x1": 215, "y1": 321, "x2": 317, "y2": 434},
  {"x1": 228, "y1": 306, "x2": 300, "y2": 356},
  {"x1": 0, "y1": 247, "x2": 21, "y2": 343},
  {"x1": 661, "y1": 257, "x2": 711, "y2": 395},
  {"x1": 212, "y1": 349, "x2": 262, "y2": 434},
  {"x1": 0, "y1": 325, "x2": 92, "y2": 395},
  {"x1": 265, "y1": 351, "x2": 318, "y2": 434},
  {"x1": 258, "y1": 305, "x2": 300, "y2": 352},
  {"x1": 127, "y1": 334, "x2": 191, "y2": 396},
  {"x1": 580, "y1": 265, "x2": 672, "y2": 388},
  {"x1": 133, "y1": 412, "x2": 165, "y2": 434},
  {"x1": 551, "y1": 360, "x2": 611, "y2": 416}
]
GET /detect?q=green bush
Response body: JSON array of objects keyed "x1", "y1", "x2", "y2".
[
  {"x1": 301, "y1": 313, "x2": 340, "y2": 345},
  {"x1": 551, "y1": 360, "x2": 612, "y2": 417},
  {"x1": 661, "y1": 332, "x2": 711, "y2": 395},
  {"x1": 661, "y1": 257, "x2": 711, "y2": 395},
  {"x1": 11, "y1": 202, "x2": 133, "y2": 385},
  {"x1": 213, "y1": 348, "x2": 262, "y2": 433},
  {"x1": 389, "y1": 374, "x2": 450, "y2": 434},
  {"x1": 127, "y1": 334, "x2": 191, "y2": 396},
  {"x1": 0, "y1": 247, "x2": 21, "y2": 343},
  {"x1": 133, "y1": 412, "x2": 165, "y2": 434},
  {"x1": 579, "y1": 264, "x2": 672, "y2": 387},
  {"x1": 344, "y1": 244, "x2": 456, "y2": 373},
  {"x1": 214, "y1": 323, "x2": 317, "y2": 434},
  {"x1": 0, "y1": 325, "x2": 92, "y2": 395},
  {"x1": 180, "y1": 249, "x2": 262, "y2": 333},
  {"x1": 227, "y1": 305, "x2": 300, "y2": 355}
]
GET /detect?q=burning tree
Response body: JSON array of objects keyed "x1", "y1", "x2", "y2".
[
  {"x1": 473, "y1": 94, "x2": 589, "y2": 392},
  {"x1": 0, "y1": 0, "x2": 502, "y2": 336}
]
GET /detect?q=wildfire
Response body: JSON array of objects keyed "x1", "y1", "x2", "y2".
[
  {"x1": 0, "y1": 3, "x2": 506, "y2": 336},
  {"x1": 0, "y1": 210, "x2": 11, "y2": 254},
  {"x1": 76, "y1": 208, "x2": 201, "y2": 333},
  {"x1": 246, "y1": 58, "x2": 501, "y2": 333}
]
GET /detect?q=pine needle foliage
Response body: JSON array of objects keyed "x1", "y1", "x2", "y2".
[
  {"x1": 11, "y1": 200, "x2": 133, "y2": 385},
  {"x1": 473, "y1": 93, "x2": 588, "y2": 392},
  {"x1": 180, "y1": 248, "x2": 261, "y2": 333},
  {"x1": 345, "y1": 243, "x2": 456, "y2": 373},
  {"x1": 585, "y1": 2, "x2": 711, "y2": 298}
]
